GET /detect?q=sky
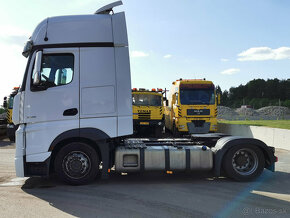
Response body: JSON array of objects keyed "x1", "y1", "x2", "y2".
[{"x1": 0, "y1": 0, "x2": 289, "y2": 102}]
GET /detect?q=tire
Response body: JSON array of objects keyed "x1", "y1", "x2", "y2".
[
  {"x1": 9, "y1": 136, "x2": 15, "y2": 142},
  {"x1": 223, "y1": 144, "x2": 265, "y2": 182},
  {"x1": 173, "y1": 124, "x2": 181, "y2": 138},
  {"x1": 54, "y1": 142, "x2": 100, "y2": 185},
  {"x1": 154, "y1": 126, "x2": 163, "y2": 138}
]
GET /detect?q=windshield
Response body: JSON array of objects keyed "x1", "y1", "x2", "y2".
[
  {"x1": 8, "y1": 96, "x2": 14, "y2": 109},
  {"x1": 180, "y1": 89, "x2": 215, "y2": 105},
  {"x1": 132, "y1": 94, "x2": 162, "y2": 106}
]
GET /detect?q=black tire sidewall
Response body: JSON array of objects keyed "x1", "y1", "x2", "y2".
[
  {"x1": 223, "y1": 144, "x2": 265, "y2": 182},
  {"x1": 154, "y1": 126, "x2": 163, "y2": 138},
  {"x1": 54, "y1": 142, "x2": 99, "y2": 185}
]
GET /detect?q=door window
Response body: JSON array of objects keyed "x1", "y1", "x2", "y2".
[{"x1": 32, "y1": 54, "x2": 74, "y2": 89}]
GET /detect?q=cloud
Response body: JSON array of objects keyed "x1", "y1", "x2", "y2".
[
  {"x1": 0, "y1": 43, "x2": 26, "y2": 102},
  {"x1": 220, "y1": 68, "x2": 240, "y2": 75},
  {"x1": 131, "y1": 51, "x2": 149, "y2": 58},
  {"x1": 0, "y1": 25, "x2": 29, "y2": 46},
  {"x1": 220, "y1": 58, "x2": 229, "y2": 62},
  {"x1": 237, "y1": 47, "x2": 290, "y2": 61},
  {"x1": 164, "y1": 54, "x2": 172, "y2": 58}
]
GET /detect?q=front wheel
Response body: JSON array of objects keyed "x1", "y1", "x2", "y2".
[
  {"x1": 223, "y1": 144, "x2": 265, "y2": 181},
  {"x1": 154, "y1": 126, "x2": 163, "y2": 138},
  {"x1": 54, "y1": 142, "x2": 100, "y2": 185}
]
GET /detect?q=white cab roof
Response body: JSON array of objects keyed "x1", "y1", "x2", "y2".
[{"x1": 30, "y1": 1, "x2": 127, "y2": 47}]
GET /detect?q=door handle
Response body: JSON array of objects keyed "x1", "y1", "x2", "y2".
[{"x1": 63, "y1": 108, "x2": 78, "y2": 116}]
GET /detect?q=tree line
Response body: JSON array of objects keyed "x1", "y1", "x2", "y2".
[{"x1": 216, "y1": 78, "x2": 290, "y2": 109}]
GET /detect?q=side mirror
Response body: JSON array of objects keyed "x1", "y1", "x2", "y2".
[
  {"x1": 33, "y1": 51, "x2": 43, "y2": 85},
  {"x1": 3, "y1": 97, "x2": 7, "y2": 108},
  {"x1": 166, "y1": 99, "x2": 168, "y2": 106},
  {"x1": 218, "y1": 94, "x2": 221, "y2": 105}
]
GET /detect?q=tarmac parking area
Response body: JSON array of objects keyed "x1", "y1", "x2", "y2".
[{"x1": 0, "y1": 138, "x2": 289, "y2": 218}]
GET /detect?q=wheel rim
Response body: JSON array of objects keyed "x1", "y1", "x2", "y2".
[
  {"x1": 232, "y1": 148, "x2": 258, "y2": 176},
  {"x1": 62, "y1": 151, "x2": 91, "y2": 179}
]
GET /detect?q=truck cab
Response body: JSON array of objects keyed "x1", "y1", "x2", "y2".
[
  {"x1": 165, "y1": 79, "x2": 219, "y2": 135},
  {"x1": 13, "y1": 1, "x2": 132, "y2": 183},
  {"x1": 132, "y1": 88, "x2": 164, "y2": 137}
]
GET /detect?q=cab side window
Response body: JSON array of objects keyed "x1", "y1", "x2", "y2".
[{"x1": 31, "y1": 54, "x2": 74, "y2": 89}]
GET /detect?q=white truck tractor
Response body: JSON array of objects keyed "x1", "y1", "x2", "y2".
[{"x1": 13, "y1": 1, "x2": 276, "y2": 185}]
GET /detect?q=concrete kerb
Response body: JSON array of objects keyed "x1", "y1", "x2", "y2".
[{"x1": 218, "y1": 123, "x2": 290, "y2": 150}]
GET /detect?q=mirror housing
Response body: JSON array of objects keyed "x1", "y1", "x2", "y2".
[
  {"x1": 165, "y1": 99, "x2": 169, "y2": 106},
  {"x1": 3, "y1": 97, "x2": 7, "y2": 108},
  {"x1": 33, "y1": 51, "x2": 43, "y2": 85}
]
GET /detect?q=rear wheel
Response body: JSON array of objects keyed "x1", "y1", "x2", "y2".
[
  {"x1": 223, "y1": 144, "x2": 265, "y2": 181},
  {"x1": 54, "y1": 142, "x2": 100, "y2": 185},
  {"x1": 173, "y1": 124, "x2": 181, "y2": 137},
  {"x1": 8, "y1": 136, "x2": 15, "y2": 142}
]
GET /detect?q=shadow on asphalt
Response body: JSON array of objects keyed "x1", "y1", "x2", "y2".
[
  {"x1": 21, "y1": 170, "x2": 290, "y2": 217},
  {"x1": 0, "y1": 139, "x2": 13, "y2": 147}
]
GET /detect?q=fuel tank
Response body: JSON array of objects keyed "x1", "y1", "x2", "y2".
[{"x1": 115, "y1": 144, "x2": 213, "y2": 172}]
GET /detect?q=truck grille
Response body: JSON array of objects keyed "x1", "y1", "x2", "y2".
[
  {"x1": 187, "y1": 109, "x2": 210, "y2": 116},
  {"x1": 138, "y1": 112, "x2": 151, "y2": 120},
  {"x1": 192, "y1": 120, "x2": 205, "y2": 127}
]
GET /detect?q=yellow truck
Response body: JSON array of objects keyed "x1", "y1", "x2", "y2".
[
  {"x1": 5, "y1": 87, "x2": 19, "y2": 141},
  {"x1": 132, "y1": 88, "x2": 164, "y2": 137},
  {"x1": 165, "y1": 79, "x2": 220, "y2": 135}
]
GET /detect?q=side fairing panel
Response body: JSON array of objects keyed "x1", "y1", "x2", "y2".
[
  {"x1": 112, "y1": 12, "x2": 128, "y2": 47},
  {"x1": 80, "y1": 47, "x2": 117, "y2": 118},
  {"x1": 80, "y1": 47, "x2": 117, "y2": 137},
  {"x1": 115, "y1": 47, "x2": 133, "y2": 136}
]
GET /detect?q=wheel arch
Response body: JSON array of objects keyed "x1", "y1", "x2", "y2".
[
  {"x1": 213, "y1": 136, "x2": 275, "y2": 177},
  {"x1": 48, "y1": 128, "x2": 112, "y2": 178}
]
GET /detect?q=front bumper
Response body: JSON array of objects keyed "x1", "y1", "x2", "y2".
[
  {"x1": 15, "y1": 124, "x2": 51, "y2": 177},
  {"x1": 133, "y1": 119, "x2": 164, "y2": 127},
  {"x1": 176, "y1": 117, "x2": 217, "y2": 133}
]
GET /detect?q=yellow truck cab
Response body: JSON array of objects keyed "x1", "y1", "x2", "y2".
[
  {"x1": 132, "y1": 88, "x2": 164, "y2": 137},
  {"x1": 6, "y1": 87, "x2": 19, "y2": 141},
  {"x1": 165, "y1": 79, "x2": 219, "y2": 135}
]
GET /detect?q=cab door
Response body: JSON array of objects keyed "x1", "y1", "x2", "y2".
[{"x1": 23, "y1": 48, "x2": 80, "y2": 156}]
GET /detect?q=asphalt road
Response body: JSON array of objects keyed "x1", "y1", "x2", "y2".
[{"x1": 0, "y1": 138, "x2": 289, "y2": 218}]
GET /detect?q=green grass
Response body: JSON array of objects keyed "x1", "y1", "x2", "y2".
[{"x1": 218, "y1": 120, "x2": 290, "y2": 130}]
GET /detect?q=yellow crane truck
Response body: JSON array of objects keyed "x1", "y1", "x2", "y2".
[
  {"x1": 165, "y1": 79, "x2": 220, "y2": 136},
  {"x1": 132, "y1": 88, "x2": 164, "y2": 137},
  {"x1": 5, "y1": 87, "x2": 19, "y2": 141}
]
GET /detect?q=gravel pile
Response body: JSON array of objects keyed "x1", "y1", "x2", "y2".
[
  {"x1": 217, "y1": 106, "x2": 239, "y2": 120},
  {"x1": 257, "y1": 106, "x2": 290, "y2": 117},
  {"x1": 218, "y1": 106, "x2": 290, "y2": 120},
  {"x1": 235, "y1": 108, "x2": 259, "y2": 117}
]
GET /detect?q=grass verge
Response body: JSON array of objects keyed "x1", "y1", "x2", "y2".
[{"x1": 218, "y1": 120, "x2": 290, "y2": 130}]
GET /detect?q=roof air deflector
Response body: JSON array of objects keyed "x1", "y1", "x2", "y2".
[{"x1": 95, "y1": 1, "x2": 123, "y2": 14}]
